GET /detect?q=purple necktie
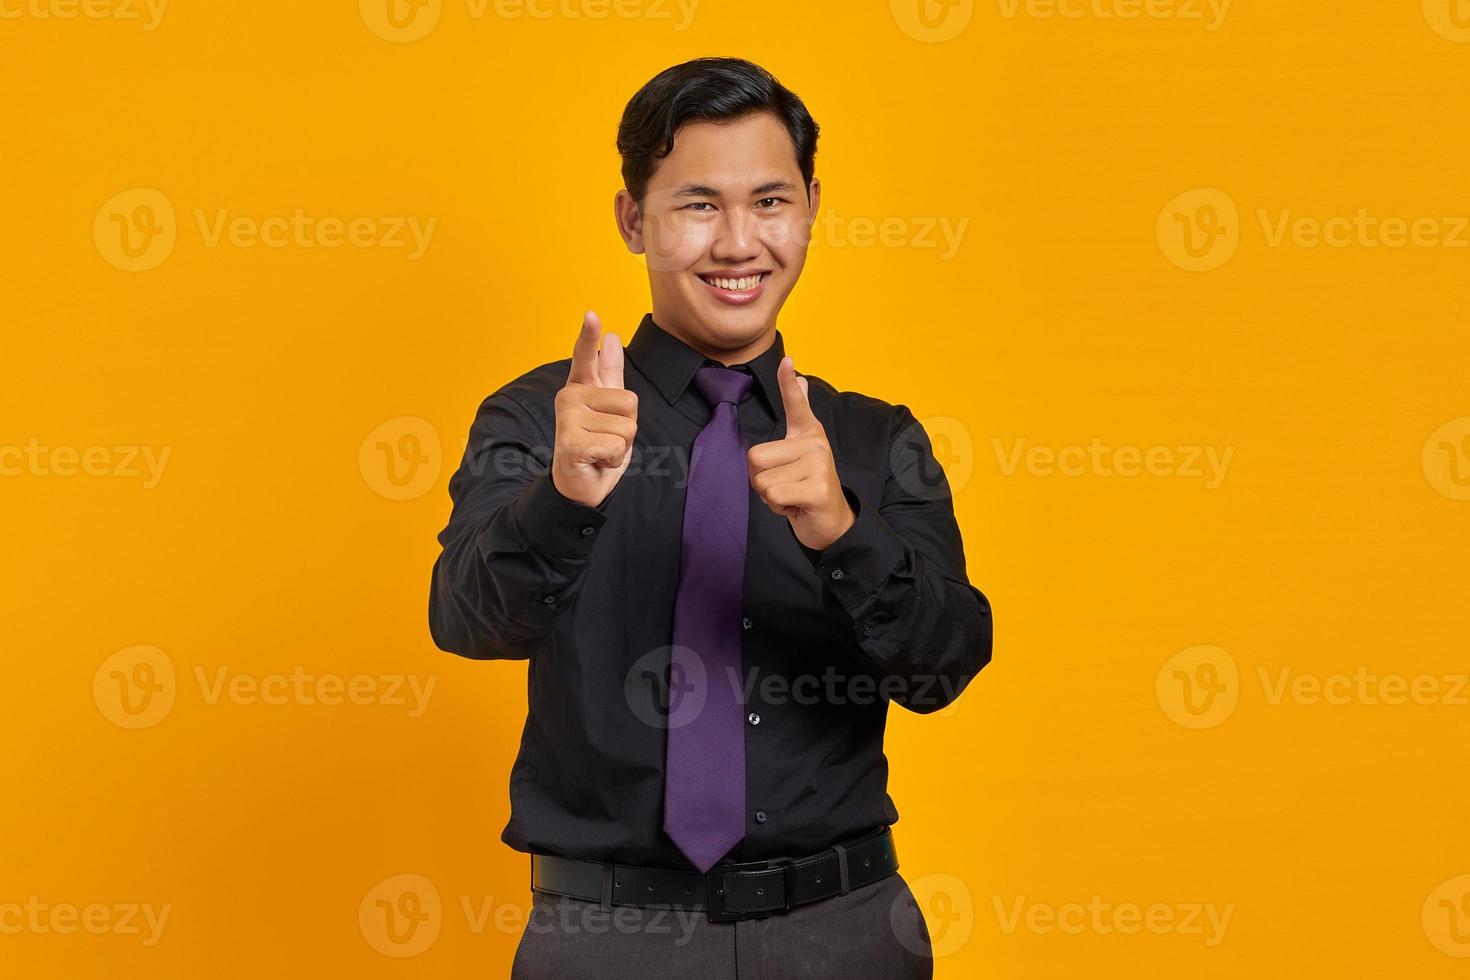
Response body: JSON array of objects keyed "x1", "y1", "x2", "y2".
[{"x1": 663, "y1": 365, "x2": 755, "y2": 873}]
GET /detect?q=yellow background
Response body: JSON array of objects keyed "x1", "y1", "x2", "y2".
[{"x1": 4, "y1": 0, "x2": 1469, "y2": 976}]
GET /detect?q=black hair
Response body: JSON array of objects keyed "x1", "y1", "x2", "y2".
[{"x1": 616, "y1": 57, "x2": 819, "y2": 206}]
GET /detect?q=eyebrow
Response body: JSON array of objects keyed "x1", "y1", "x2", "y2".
[{"x1": 672, "y1": 180, "x2": 801, "y2": 199}]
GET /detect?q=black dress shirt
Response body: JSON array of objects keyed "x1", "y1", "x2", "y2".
[{"x1": 429, "y1": 313, "x2": 992, "y2": 869}]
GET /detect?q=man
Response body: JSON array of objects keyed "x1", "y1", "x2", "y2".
[{"x1": 429, "y1": 57, "x2": 992, "y2": 978}]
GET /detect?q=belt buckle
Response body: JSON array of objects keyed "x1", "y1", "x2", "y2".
[
  {"x1": 704, "y1": 864, "x2": 747, "y2": 923},
  {"x1": 704, "y1": 857, "x2": 798, "y2": 923},
  {"x1": 704, "y1": 866, "x2": 733, "y2": 923}
]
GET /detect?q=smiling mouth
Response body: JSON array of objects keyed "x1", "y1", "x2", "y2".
[{"x1": 697, "y1": 272, "x2": 767, "y2": 293}]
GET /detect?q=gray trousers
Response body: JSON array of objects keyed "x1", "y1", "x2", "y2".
[{"x1": 511, "y1": 869, "x2": 934, "y2": 978}]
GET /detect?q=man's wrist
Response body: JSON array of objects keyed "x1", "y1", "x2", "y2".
[
  {"x1": 796, "y1": 485, "x2": 905, "y2": 604},
  {"x1": 511, "y1": 471, "x2": 611, "y2": 560}
]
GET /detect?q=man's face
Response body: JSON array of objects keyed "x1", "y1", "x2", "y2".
[{"x1": 616, "y1": 111, "x2": 820, "y2": 353}]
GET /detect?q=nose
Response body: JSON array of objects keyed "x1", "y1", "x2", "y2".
[{"x1": 709, "y1": 207, "x2": 762, "y2": 265}]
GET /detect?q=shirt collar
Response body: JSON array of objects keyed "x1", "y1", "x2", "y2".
[{"x1": 624, "y1": 313, "x2": 786, "y2": 419}]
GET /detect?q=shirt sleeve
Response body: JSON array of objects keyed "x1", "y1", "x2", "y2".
[
  {"x1": 429, "y1": 390, "x2": 616, "y2": 659},
  {"x1": 794, "y1": 404, "x2": 993, "y2": 713}
]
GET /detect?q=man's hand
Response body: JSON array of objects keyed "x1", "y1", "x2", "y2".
[
  {"x1": 552, "y1": 311, "x2": 638, "y2": 507},
  {"x1": 748, "y1": 356, "x2": 856, "y2": 552}
]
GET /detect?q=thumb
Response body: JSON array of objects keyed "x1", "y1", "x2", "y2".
[{"x1": 778, "y1": 356, "x2": 817, "y2": 434}]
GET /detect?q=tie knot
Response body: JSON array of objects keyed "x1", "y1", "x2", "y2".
[{"x1": 692, "y1": 364, "x2": 754, "y2": 409}]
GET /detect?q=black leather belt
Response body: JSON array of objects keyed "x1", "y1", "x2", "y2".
[{"x1": 529, "y1": 825, "x2": 898, "y2": 923}]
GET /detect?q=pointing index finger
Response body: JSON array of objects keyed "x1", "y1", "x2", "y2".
[
  {"x1": 778, "y1": 355, "x2": 817, "y2": 434},
  {"x1": 568, "y1": 310, "x2": 603, "y2": 387}
]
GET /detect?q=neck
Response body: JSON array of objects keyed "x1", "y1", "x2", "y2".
[{"x1": 653, "y1": 311, "x2": 777, "y2": 366}]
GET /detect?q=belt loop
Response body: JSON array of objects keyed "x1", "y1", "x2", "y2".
[
  {"x1": 600, "y1": 862, "x2": 614, "y2": 911},
  {"x1": 831, "y1": 843, "x2": 851, "y2": 896}
]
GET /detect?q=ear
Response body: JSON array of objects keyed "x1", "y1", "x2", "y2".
[
  {"x1": 806, "y1": 177, "x2": 821, "y2": 224},
  {"x1": 613, "y1": 189, "x2": 645, "y2": 255}
]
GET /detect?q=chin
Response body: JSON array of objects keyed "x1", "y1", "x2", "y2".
[{"x1": 689, "y1": 306, "x2": 771, "y2": 345}]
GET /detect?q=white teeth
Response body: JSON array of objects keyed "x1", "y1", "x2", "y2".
[{"x1": 704, "y1": 274, "x2": 763, "y2": 291}]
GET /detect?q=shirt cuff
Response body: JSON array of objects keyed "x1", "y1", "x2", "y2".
[
  {"x1": 510, "y1": 471, "x2": 613, "y2": 561},
  {"x1": 797, "y1": 485, "x2": 906, "y2": 610}
]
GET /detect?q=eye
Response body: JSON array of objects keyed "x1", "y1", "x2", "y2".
[
  {"x1": 756, "y1": 198, "x2": 784, "y2": 209},
  {"x1": 684, "y1": 202, "x2": 716, "y2": 212}
]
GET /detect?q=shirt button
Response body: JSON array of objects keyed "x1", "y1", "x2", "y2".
[
  {"x1": 542, "y1": 594, "x2": 555, "y2": 604},
  {"x1": 747, "y1": 712, "x2": 761, "y2": 726},
  {"x1": 741, "y1": 616, "x2": 754, "y2": 631},
  {"x1": 754, "y1": 810, "x2": 768, "y2": 824},
  {"x1": 862, "y1": 624, "x2": 873, "y2": 637},
  {"x1": 580, "y1": 525, "x2": 595, "y2": 536},
  {"x1": 830, "y1": 569, "x2": 845, "y2": 581}
]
